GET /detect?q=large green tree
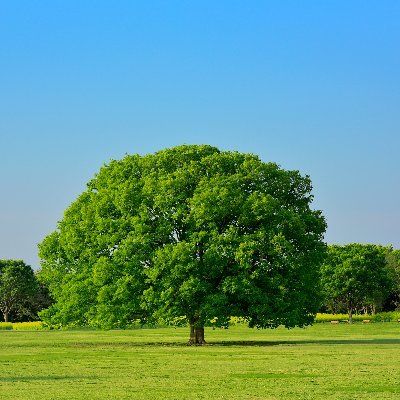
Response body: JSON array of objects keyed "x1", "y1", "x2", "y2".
[
  {"x1": 0, "y1": 260, "x2": 38, "y2": 322},
  {"x1": 320, "y1": 244, "x2": 392, "y2": 322},
  {"x1": 39, "y1": 145, "x2": 326, "y2": 343}
]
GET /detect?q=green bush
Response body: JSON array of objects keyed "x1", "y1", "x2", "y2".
[
  {"x1": 372, "y1": 312, "x2": 400, "y2": 322},
  {"x1": 315, "y1": 313, "x2": 372, "y2": 323},
  {"x1": 315, "y1": 313, "x2": 350, "y2": 323},
  {"x1": 0, "y1": 322, "x2": 13, "y2": 330},
  {"x1": 315, "y1": 312, "x2": 400, "y2": 323},
  {"x1": 12, "y1": 322, "x2": 43, "y2": 330},
  {"x1": 0, "y1": 322, "x2": 45, "y2": 331}
]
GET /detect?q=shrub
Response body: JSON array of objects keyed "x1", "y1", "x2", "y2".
[
  {"x1": 0, "y1": 322, "x2": 13, "y2": 330},
  {"x1": 315, "y1": 312, "x2": 400, "y2": 323},
  {"x1": 315, "y1": 313, "x2": 350, "y2": 323},
  {"x1": 372, "y1": 312, "x2": 400, "y2": 322},
  {"x1": 315, "y1": 313, "x2": 372, "y2": 323},
  {"x1": 12, "y1": 322, "x2": 43, "y2": 330}
]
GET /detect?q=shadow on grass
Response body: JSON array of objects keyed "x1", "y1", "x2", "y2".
[
  {"x1": 0, "y1": 376, "x2": 96, "y2": 382},
  {"x1": 212, "y1": 339, "x2": 400, "y2": 346},
  {"x1": 68, "y1": 338, "x2": 400, "y2": 348}
]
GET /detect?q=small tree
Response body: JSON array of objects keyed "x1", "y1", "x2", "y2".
[
  {"x1": 0, "y1": 260, "x2": 38, "y2": 322},
  {"x1": 320, "y1": 244, "x2": 391, "y2": 322}
]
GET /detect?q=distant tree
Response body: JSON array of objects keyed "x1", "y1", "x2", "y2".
[
  {"x1": 6, "y1": 271, "x2": 53, "y2": 323},
  {"x1": 383, "y1": 248, "x2": 400, "y2": 310},
  {"x1": 320, "y1": 244, "x2": 392, "y2": 322},
  {"x1": 0, "y1": 260, "x2": 38, "y2": 322},
  {"x1": 39, "y1": 145, "x2": 326, "y2": 343}
]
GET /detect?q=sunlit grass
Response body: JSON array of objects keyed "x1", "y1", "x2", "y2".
[{"x1": 0, "y1": 323, "x2": 399, "y2": 399}]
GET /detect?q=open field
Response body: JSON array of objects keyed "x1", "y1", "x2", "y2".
[{"x1": 1, "y1": 323, "x2": 400, "y2": 399}]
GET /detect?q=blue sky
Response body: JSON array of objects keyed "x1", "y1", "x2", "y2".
[{"x1": 1, "y1": 1, "x2": 399, "y2": 269}]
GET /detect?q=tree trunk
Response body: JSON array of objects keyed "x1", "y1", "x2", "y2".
[
  {"x1": 188, "y1": 323, "x2": 206, "y2": 345},
  {"x1": 189, "y1": 323, "x2": 196, "y2": 344},
  {"x1": 4, "y1": 311, "x2": 9, "y2": 323},
  {"x1": 348, "y1": 308, "x2": 353, "y2": 324},
  {"x1": 195, "y1": 327, "x2": 205, "y2": 345}
]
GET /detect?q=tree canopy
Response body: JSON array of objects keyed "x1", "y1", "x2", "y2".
[
  {"x1": 383, "y1": 248, "x2": 400, "y2": 310},
  {"x1": 0, "y1": 260, "x2": 38, "y2": 322},
  {"x1": 320, "y1": 244, "x2": 392, "y2": 322},
  {"x1": 39, "y1": 145, "x2": 326, "y2": 343}
]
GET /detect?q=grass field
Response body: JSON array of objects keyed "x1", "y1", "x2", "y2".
[{"x1": 1, "y1": 323, "x2": 399, "y2": 399}]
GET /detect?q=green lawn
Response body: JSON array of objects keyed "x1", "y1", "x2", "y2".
[{"x1": 1, "y1": 323, "x2": 399, "y2": 399}]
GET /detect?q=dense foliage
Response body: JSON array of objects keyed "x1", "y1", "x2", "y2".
[
  {"x1": 0, "y1": 260, "x2": 39, "y2": 322},
  {"x1": 384, "y1": 249, "x2": 400, "y2": 310},
  {"x1": 39, "y1": 145, "x2": 326, "y2": 342},
  {"x1": 320, "y1": 244, "x2": 393, "y2": 322}
]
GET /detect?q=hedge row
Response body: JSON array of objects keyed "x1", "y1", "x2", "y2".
[
  {"x1": 0, "y1": 322, "x2": 43, "y2": 330},
  {"x1": 315, "y1": 312, "x2": 400, "y2": 323}
]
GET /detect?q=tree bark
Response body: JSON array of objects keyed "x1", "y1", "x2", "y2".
[
  {"x1": 195, "y1": 326, "x2": 205, "y2": 344},
  {"x1": 348, "y1": 308, "x2": 353, "y2": 324},
  {"x1": 188, "y1": 323, "x2": 206, "y2": 345},
  {"x1": 4, "y1": 311, "x2": 9, "y2": 323},
  {"x1": 189, "y1": 323, "x2": 196, "y2": 344},
  {"x1": 347, "y1": 298, "x2": 354, "y2": 324}
]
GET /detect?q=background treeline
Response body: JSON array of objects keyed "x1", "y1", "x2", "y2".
[
  {"x1": 0, "y1": 260, "x2": 52, "y2": 323},
  {"x1": 320, "y1": 244, "x2": 399, "y2": 322},
  {"x1": 1, "y1": 244, "x2": 399, "y2": 323}
]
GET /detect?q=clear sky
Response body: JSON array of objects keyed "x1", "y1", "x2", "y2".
[{"x1": 1, "y1": 1, "x2": 399, "y2": 269}]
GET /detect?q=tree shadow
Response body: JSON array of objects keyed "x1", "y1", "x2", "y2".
[
  {"x1": 69, "y1": 338, "x2": 400, "y2": 348},
  {"x1": 211, "y1": 339, "x2": 400, "y2": 346},
  {"x1": 0, "y1": 376, "x2": 96, "y2": 382}
]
